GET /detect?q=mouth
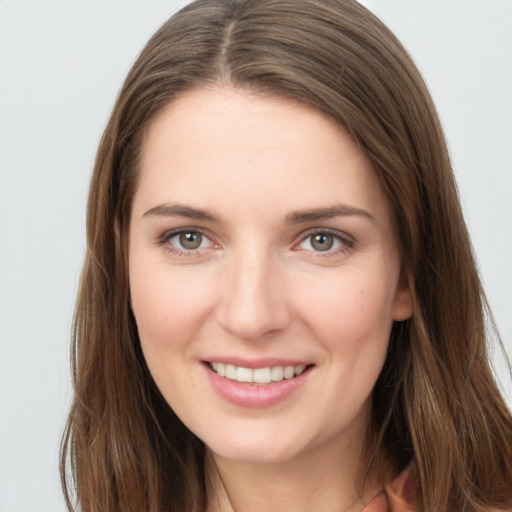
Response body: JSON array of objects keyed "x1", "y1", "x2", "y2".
[{"x1": 207, "y1": 361, "x2": 313, "y2": 385}]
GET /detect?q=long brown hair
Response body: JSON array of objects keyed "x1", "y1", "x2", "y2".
[{"x1": 60, "y1": 1, "x2": 512, "y2": 511}]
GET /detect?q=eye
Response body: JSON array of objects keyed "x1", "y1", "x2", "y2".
[
  {"x1": 306, "y1": 233, "x2": 338, "y2": 251},
  {"x1": 171, "y1": 231, "x2": 208, "y2": 251},
  {"x1": 297, "y1": 230, "x2": 353, "y2": 254},
  {"x1": 157, "y1": 228, "x2": 217, "y2": 256}
]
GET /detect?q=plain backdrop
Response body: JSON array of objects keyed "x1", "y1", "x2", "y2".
[{"x1": 0, "y1": 1, "x2": 511, "y2": 510}]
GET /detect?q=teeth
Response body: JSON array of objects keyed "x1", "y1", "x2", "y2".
[
  {"x1": 225, "y1": 364, "x2": 236, "y2": 379},
  {"x1": 294, "y1": 365, "x2": 306, "y2": 375},
  {"x1": 236, "y1": 367, "x2": 253, "y2": 383},
  {"x1": 283, "y1": 366, "x2": 295, "y2": 379},
  {"x1": 254, "y1": 367, "x2": 272, "y2": 384},
  {"x1": 210, "y1": 363, "x2": 308, "y2": 384},
  {"x1": 271, "y1": 366, "x2": 284, "y2": 381}
]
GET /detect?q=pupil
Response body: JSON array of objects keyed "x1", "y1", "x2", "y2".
[
  {"x1": 311, "y1": 234, "x2": 333, "y2": 251},
  {"x1": 179, "y1": 232, "x2": 202, "y2": 250}
]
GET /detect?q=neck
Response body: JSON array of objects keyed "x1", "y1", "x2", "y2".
[{"x1": 205, "y1": 431, "x2": 386, "y2": 512}]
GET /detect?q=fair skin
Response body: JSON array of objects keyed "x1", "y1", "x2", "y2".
[{"x1": 128, "y1": 87, "x2": 412, "y2": 512}]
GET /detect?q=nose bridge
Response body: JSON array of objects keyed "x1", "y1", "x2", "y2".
[{"x1": 218, "y1": 240, "x2": 289, "y2": 341}]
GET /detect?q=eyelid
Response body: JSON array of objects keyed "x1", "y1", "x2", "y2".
[
  {"x1": 294, "y1": 228, "x2": 355, "y2": 254},
  {"x1": 157, "y1": 226, "x2": 205, "y2": 243},
  {"x1": 156, "y1": 226, "x2": 220, "y2": 255},
  {"x1": 155, "y1": 226, "x2": 354, "y2": 258}
]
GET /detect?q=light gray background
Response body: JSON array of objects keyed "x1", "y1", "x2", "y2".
[{"x1": 0, "y1": 1, "x2": 511, "y2": 510}]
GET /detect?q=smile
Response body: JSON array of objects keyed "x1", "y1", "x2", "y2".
[
  {"x1": 209, "y1": 362, "x2": 308, "y2": 385},
  {"x1": 205, "y1": 360, "x2": 313, "y2": 407}
]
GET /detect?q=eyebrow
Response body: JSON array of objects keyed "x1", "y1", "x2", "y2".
[
  {"x1": 142, "y1": 203, "x2": 220, "y2": 222},
  {"x1": 284, "y1": 204, "x2": 375, "y2": 224},
  {"x1": 142, "y1": 202, "x2": 375, "y2": 224}
]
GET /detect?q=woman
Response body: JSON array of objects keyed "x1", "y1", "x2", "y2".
[{"x1": 60, "y1": 0, "x2": 512, "y2": 511}]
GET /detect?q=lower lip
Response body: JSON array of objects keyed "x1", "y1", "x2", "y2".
[{"x1": 204, "y1": 364, "x2": 312, "y2": 408}]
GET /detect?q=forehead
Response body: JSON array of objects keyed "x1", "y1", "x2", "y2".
[{"x1": 134, "y1": 87, "x2": 391, "y2": 228}]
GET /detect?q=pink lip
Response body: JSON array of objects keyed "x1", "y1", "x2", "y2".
[{"x1": 202, "y1": 362, "x2": 313, "y2": 409}]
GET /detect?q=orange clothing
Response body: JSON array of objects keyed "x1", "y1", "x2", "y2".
[{"x1": 362, "y1": 464, "x2": 417, "y2": 512}]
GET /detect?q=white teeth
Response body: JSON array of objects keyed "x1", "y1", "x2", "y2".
[
  {"x1": 217, "y1": 363, "x2": 226, "y2": 377},
  {"x1": 283, "y1": 366, "x2": 295, "y2": 379},
  {"x1": 294, "y1": 365, "x2": 306, "y2": 376},
  {"x1": 211, "y1": 363, "x2": 308, "y2": 384},
  {"x1": 271, "y1": 366, "x2": 284, "y2": 381},
  {"x1": 236, "y1": 367, "x2": 253, "y2": 383},
  {"x1": 225, "y1": 364, "x2": 236, "y2": 379},
  {"x1": 253, "y1": 367, "x2": 272, "y2": 384}
]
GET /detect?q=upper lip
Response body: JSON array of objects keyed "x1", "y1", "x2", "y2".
[{"x1": 203, "y1": 357, "x2": 313, "y2": 369}]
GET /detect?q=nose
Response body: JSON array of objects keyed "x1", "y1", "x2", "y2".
[{"x1": 217, "y1": 246, "x2": 291, "y2": 341}]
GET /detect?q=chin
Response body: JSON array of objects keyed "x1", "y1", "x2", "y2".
[
  {"x1": 211, "y1": 445, "x2": 302, "y2": 465},
  {"x1": 209, "y1": 425, "x2": 356, "y2": 468},
  {"x1": 205, "y1": 429, "x2": 308, "y2": 465}
]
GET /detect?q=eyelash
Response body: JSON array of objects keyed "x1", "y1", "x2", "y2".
[
  {"x1": 156, "y1": 228, "x2": 215, "y2": 258},
  {"x1": 295, "y1": 228, "x2": 355, "y2": 258},
  {"x1": 155, "y1": 227, "x2": 355, "y2": 258}
]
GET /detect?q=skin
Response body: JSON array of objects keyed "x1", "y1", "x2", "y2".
[{"x1": 128, "y1": 87, "x2": 412, "y2": 511}]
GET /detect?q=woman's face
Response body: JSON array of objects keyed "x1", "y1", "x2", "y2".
[{"x1": 128, "y1": 88, "x2": 412, "y2": 464}]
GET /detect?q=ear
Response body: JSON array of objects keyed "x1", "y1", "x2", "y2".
[{"x1": 392, "y1": 268, "x2": 414, "y2": 321}]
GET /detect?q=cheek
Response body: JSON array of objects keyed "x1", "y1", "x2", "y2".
[
  {"x1": 130, "y1": 276, "x2": 176, "y2": 345},
  {"x1": 300, "y1": 270, "x2": 396, "y2": 414},
  {"x1": 129, "y1": 257, "x2": 215, "y2": 354},
  {"x1": 129, "y1": 262, "x2": 214, "y2": 410},
  {"x1": 297, "y1": 267, "x2": 397, "y2": 353}
]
